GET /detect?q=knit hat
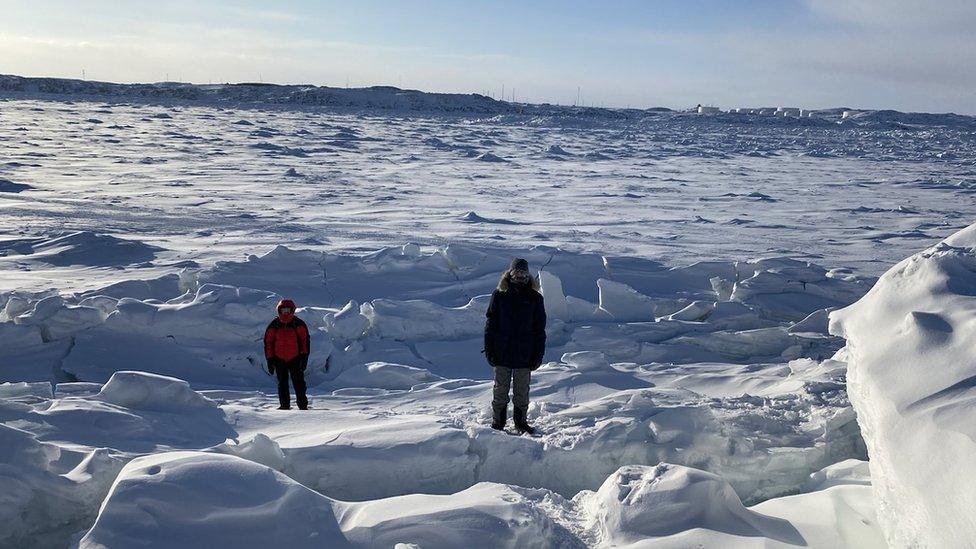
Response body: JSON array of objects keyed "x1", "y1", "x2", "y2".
[{"x1": 510, "y1": 257, "x2": 529, "y2": 271}]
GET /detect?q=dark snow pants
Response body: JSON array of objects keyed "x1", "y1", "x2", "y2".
[
  {"x1": 275, "y1": 358, "x2": 308, "y2": 409},
  {"x1": 492, "y1": 366, "x2": 531, "y2": 424}
]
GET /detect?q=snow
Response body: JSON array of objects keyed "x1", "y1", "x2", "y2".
[
  {"x1": 579, "y1": 463, "x2": 805, "y2": 546},
  {"x1": 76, "y1": 452, "x2": 350, "y2": 549},
  {"x1": 97, "y1": 371, "x2": 217, "y2": 411},
  {"x1": 1, "y1": 80, "x2": 974, "y2": 547},
  {"x1": 829, "y1": 221, "x2": 976, "y2": 547}
]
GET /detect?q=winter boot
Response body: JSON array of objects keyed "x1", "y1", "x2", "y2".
[
  {"x1": 491, "y1": 405, "x2": 507, "y2": 430},
  {"x1": 513, "y1": 408, "x2": 535, "y2": 435}
]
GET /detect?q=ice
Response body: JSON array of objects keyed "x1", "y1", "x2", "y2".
[
  {"x1": 829, "y1": 221, "x2": 976, "y2": 546},
  {"x1": 325, "y1": 362, "x2": 445, "y2": 391},
  {"x1": 578, "y1": 463, "x2": 803, "y2": 546},
  {"x1": 0, "y1": 231, "x2": 162, "y2": 267},
  {"x1": 2, "y1": 83, "x2": 974, "y2": 546},
  {"x1": 0, "y1": 381, "x2": 53, "y2": 399},
  {"x1": 76, "y1": 452, "x2": 350, "y2": 549},
  {"x1": 0, "y1": 424, "x2": 123, "y2": 548},
  {"x1": 597, "y1": 278, "x2": 682, "y2": 321},
  {"x1": 0, "y1": 178, "x2": 32, "y2": 193},
  {"x1": 323, "y1": 300, "x2": 370, "y2": 342},
  {"x1": 97, "y1": 371, "x2": 216, "y2": 411},
  {"x1": 337, "y1": 482, "x2": 576, "y2": 548},
  {"x1": 361, "y1": 296, "x2": 488, "y2": 340}
]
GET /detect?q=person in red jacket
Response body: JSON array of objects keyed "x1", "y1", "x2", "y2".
[{"x1": 264, "y1": 299, "x2": 310, "y2": 410}]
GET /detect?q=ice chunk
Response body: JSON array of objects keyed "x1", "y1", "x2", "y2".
[
  {"x1": 597, "y1": 278, "x2": 683, "y2": 321},
  {"x1": 0, "y1": 381, "x2": 53, "y2": 399},
  {"x1": 560, "y1": 351, "x2": 611, "y2": 372},
  {"x1": 829, "y1": 222, "x2": 976, "y2": 547},
  {"x1": 0, "y1": 424, "x2": 121, "y2": 548},
  {"x1": 788, "y1": 307, "x2": 833, "y2": 334},
  {"x1": 362, "y1": 296, "x2": 487, "y2": 340},
  {"x1": 664, "y1": 300, "x2": 715, "y2": 321},
  {"x1": 324, "y1": 300, "x2": 369, "y2": 341},
  {"x1": 539, "y1": 269, "x2": 571, "y2": 321},
  {"x1": 97, "y1": 371, "x2": 216, "y2": 411}
]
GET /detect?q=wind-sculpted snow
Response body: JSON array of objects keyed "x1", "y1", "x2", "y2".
[
  {"x1": 1, "y1": 94, "x2": 974, "y2": 296},
  {"x1": 829, "y1": 221, "x2": 976, "y2": 547},
  {"x1": 0, "y1": 238, "x2": 881, "y2": 547},
  {"x1": 76, "y1": 452, "x2": 351, "y2": 549},
  {"x1": 0, "y1": 85, "x2": 951, "y2": 546},
  {"x1": 73, "y1": 451, "x2": 882, "y2": 549}
]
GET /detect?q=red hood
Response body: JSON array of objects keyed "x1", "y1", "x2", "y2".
[{"x1": 277, "y1": 299, "x2": 297, "y2": 323}]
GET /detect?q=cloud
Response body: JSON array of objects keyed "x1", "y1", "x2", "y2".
[{"x1": 806, "y1": 0, "x2": 976, "y2": 31}]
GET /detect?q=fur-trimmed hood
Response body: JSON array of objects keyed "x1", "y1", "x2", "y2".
[{"x1": 496, "y1": 268, "x2": 541, "y2": 292}]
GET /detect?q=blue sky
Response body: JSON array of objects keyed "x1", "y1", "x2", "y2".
[{"x1": 2, "y1": 0, "x2": 975, "y2": 113}]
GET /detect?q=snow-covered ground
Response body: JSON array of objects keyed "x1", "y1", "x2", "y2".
[{"x1": 2, "y1": 80, "x2": 976, "y2": 547}]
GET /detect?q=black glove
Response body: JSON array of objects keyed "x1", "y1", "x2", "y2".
[
  {"x1": 300, "y1": 355, "x2": 308, "y2": 372},
  {"x1": 267, "y1": 358, "x2": 276, "y2": 375}
]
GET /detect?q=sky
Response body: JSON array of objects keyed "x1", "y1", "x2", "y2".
[{"x1": 1, "y1": 0, "x2": 975, "y2": 113}]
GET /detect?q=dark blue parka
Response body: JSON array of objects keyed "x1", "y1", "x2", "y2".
[{"x1": 484, "y1": 285, "x2": 547, "y2": 369}]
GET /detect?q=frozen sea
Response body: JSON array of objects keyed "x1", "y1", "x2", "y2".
[
  {"x1": 1, "y1": 82, "x2": 975, "y2": 548},
  {"x1": 1, "y1": 94, "x2": 974, "y2": 293}
]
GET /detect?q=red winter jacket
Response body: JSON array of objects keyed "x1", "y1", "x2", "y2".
[{"x1": 264, "y1": 317, "x2": 310, "y2": 362}]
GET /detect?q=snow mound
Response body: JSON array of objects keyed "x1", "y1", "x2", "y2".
[
  {"x1": 829, "y1": 221, "x2": 976, "y2": 547},
  {"x1": 210, "y1": 433, "x2": 286, "y2": 471},
  {"x1": 77, "y1": 452, "x2": 350, "y2": 549},
  {"x1": 97, "y1": 371, "x2": 216, "y2": 411},
  {"x1": 0, "y1": 424, "x2": 123, "y2": 548},
  {"x1": 459, "y1": 211, "x2": 522, "y2": 225},
  {"x1": 338, "y1": 483, "x2": 575, "y2": 548},
  {"x1": 753, "y1": 460, "x2": 885, "y2": 548},
  {"x1": 579, "y1": 463, "x2": 803, "y2": 546},
  {"x1": 0, "y1": 231, "x2": 162, "y2": 267},
  {"x1": 0, "y1": 178, "x2": 32, "y2": 192},
  {"x1": 474, "y1": 151, "x2": 507, "y2": 162}
]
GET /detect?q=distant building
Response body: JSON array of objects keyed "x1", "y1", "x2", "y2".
[{"x1": 697, "y1": 105, "x2": 721, "y2": 114}]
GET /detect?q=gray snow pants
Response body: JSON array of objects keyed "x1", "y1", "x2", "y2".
[{"x1": 492, "y1": 366, "x2": 531, "y2": 423}]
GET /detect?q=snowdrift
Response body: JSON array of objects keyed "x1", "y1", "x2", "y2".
[
  {"x1": 830, "y1": 222, "x2": 976, "y2": 547},
  {"x1": 76, "y1": 452, "x2": 350, "y2": 549},
  {"x1": 74, "y1": 450, "x2": 881, "y2": 549}
]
